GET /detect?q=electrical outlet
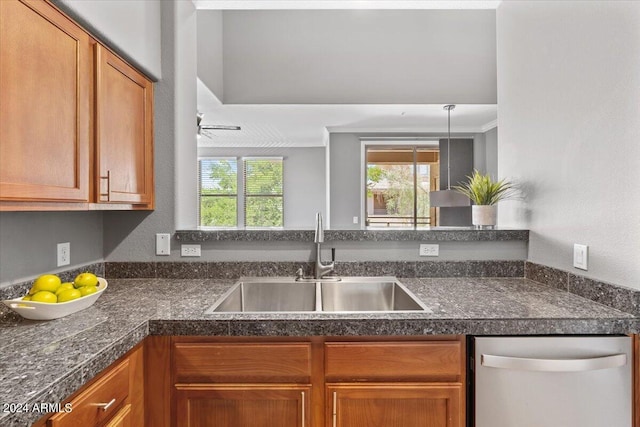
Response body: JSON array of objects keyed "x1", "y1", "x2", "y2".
[
  {"x1": 353, "y1": 216, "x2": 359, "y2": 224},
  {"x1": 181, "y1": 244, "x2": 201, "y2": 257},
  {"x1": 156, "y1": 233, "x2": 171, "y2": 256},
  {"x1": 573, "y1": 243, "x2": 588, "y2": 270},
  {"x1": 57, "y1": 242, "x2": 70, "y2": 267},
  {"x1": 419, "y1": 244, "x2": 439, "y2": 257}
]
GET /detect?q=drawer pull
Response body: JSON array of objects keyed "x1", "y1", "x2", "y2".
[{"x1": 95, "y1": 398, "x2": 116, "y2": 411}]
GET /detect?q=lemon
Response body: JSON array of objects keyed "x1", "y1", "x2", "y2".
[
  {"x1": 55, "y1": 283, "x2": 75, "y2": 295},
  {"x1": 57, "y1": 288, "x2": 81, "y2": 303},
  {"x1": 22, "y1": 295, "x2": 32, "y2": 301},
  {"x1": 74, "y1": 273, "x2": 98, "y2": 288},
  {"x1": 31, "y1": 291, "x2": 57, "y2": 303},
  {"x1": 29, "y1": 274, "x2": 62, "y2": 295},
  {"x1": 79, "y1": 285, "x2": 98, "y2": 297}
]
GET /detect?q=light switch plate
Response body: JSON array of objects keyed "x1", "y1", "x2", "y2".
[
  {"x1": 573, "y1": 243, "x2": 588, "y2": 270},
  {"x1": 156, "y1": 233, "x2": 171, "y2": 256},
  {"x1": 419, "y1": 244, "x2": 439, "y2": 257}
]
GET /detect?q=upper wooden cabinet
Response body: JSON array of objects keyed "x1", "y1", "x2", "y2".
[
  {"x1": 0, "y1": 0, "x2": 154, "y2": 211},
  {"x1": 95, "y1": 45, "x2": 154, "y2": 207},
  {"x1": 0, "y1": 0, "x2": 91, "y2": 203}
]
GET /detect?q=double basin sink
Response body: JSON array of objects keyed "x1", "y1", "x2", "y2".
[{"x1": 206, "y1": 276, "x2": 428, "y2": 313}]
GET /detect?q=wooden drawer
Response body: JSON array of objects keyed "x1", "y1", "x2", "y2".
[
  {"x1": 325, "y1": 341, "x2": 462, "y2": 382},
  {"x1": 48, "y1": 359, "x2": 129, "y2": 427},
  {"x1": 174, "y1": 342, "x2": 312, "y2": 383}
]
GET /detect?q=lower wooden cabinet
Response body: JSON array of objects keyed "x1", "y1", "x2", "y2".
[
  {"x1": 175, "y1": 385, "x2": 311, "y2": 427},
  {"x1": 37, "y1": 343, "x2": 144, "y2": 427},
  {"x1": 167, "y1": 337, "x2": 465, "y2": 427},
  {"x1": 104, "y1": 404, "x2": 132, "y2": 427},
  {"x1": 327, "y1": 384, "x2": 462, "y2": 427}
]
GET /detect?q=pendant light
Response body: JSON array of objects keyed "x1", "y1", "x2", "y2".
[{"x1": 429, "y1": 105, "x2": 471, "y2": 207}]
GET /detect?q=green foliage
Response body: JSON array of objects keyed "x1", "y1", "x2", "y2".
[
  {"x1": 245, "y1": 196, "x2": 283, "y2": 227},
  {"x1": 367, "y1": 165, "x2": 430, "y2": 223},
  {"x1": 200, "y1": 196, "x2": 237, "y2": 227},
  {"x1": 453, "y1": 170, "x2": 516, "y2": 205}
]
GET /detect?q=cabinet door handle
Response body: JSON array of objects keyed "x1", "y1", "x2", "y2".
[
  {"x1": 100, "y1": 170, "x2": 111, "y2": 201},
  {"x1": 332, "y1": 391, "x2": 337, "y2": 427},
  {"x1": 95, "y1": 398, "x2": 116, "y2": 411},
  {"x1": 481, "y1": 353, "x2": 627, "y2": 372},
  {"x1": 301, "y1": 391, "x2": 305, "y2": 427}
]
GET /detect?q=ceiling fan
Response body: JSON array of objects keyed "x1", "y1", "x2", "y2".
[{"x1": 197, "y1": 112, "x2": 241, "y2": 139}]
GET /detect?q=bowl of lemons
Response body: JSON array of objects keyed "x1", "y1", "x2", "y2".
[{"x1": 2, "y1": 273, "x2": 107, "y2": 320}]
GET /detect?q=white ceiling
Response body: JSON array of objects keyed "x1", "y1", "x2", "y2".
[
  {"x1": 196, "y1": 1, "x2": 499, "y2": 148},
  {"x1": 194, "y1": 1, "x2": 502, "y2": 10}
]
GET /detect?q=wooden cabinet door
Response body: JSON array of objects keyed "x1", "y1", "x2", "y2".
[
  {"x1": 104, "y1": 404, "x2": 131, "y2": 427},
  {"x1": 175, "y1": 384, "x2": 311, "y2": 427},
  {"x1": 327, "y1": 384, "x2": 462, "y2": 427},
  {"x1": 95, "y1": 44, "x2": 153, "y2": 207},
  {"x1": 0, "y1": 0, "x2": 90, "y2": 203}
]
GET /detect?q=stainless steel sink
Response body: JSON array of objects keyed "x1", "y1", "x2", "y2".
[
  {"x1": 320, "y1": 278, "x2": 427, "y2": 312},
  {"x1": 206, "y1": 277, "x2": 427, "y2": 313},
  {"x1": 207, "y1": 280, "x2": 318, "y2": 312}
]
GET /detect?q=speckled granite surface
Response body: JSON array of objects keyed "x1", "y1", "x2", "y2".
[
  {"x1": 174, "y1": 228, "x2": 530, "y2": 242},
  {"x1": 0, "y1": 277, "x2": 637, "y2": 426},
  {"x1": 105, "y1": 260, "x2": 525, "y2": 279}
]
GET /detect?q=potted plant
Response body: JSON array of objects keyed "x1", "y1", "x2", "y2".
[{"x1": 453, "y1": 170, "x2": 516, "y2": 228}]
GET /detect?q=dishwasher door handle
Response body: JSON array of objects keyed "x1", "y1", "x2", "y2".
[{"x1": 481, "y1": 353, "x2": 627, "y2": 372}]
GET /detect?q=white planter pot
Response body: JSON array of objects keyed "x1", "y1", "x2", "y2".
[{"x1": 472, "y1": 205, "x2": 497, "y2": 228}]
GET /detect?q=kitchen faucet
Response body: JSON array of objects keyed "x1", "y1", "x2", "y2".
[{"x1": 314, "y1": 212, "x2": 336, "y2": 279}]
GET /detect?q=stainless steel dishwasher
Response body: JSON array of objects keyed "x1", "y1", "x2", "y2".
[{"x1": 473, "y1": 336, "x2": 632, "y2": 427}]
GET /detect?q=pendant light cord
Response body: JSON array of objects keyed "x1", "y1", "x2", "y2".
[{"x1": 444, "y1": 104, "x2": 455, "y2": 190}]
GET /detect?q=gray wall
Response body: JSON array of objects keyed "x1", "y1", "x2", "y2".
[
  {"x1": 221, "y1": 10, "x2": 496, "y2": 104},
  {"x1": 53, "y1": 0, "x2": 162, "y2": 80},
  {"x1": 0, "y1": 212, "x2": 103, "y2": 285},
  {"x1": 497, "y1": 1, "x2": 640, "y2": 289},
  {"x1": 484, "y1": 127, "x2": 498, "y2": 179},
  {"x1": 197, "y1": 11, "x2": 224, "y2": 101},
  {"x1": 198, "y1": 147, "x2": 326, "y2": 228}
]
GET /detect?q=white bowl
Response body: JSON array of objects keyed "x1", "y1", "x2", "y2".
[{"x1": 2, "y1": 278, "x2": 108, "y2": 320}]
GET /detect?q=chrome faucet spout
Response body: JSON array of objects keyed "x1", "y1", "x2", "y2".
[
  {"x1": 314, "y1": 212, "x2": 324, "y2": 243},
  {"x1": 313, "y1": 213, "x2": 335, "y2": 279}
]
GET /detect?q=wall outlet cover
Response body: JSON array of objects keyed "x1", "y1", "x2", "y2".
[
  {"x1": 573, "y1": 243, "x2": 588, "y2": 270},
  {"x1": 181, "y1": 244, "x2": 201, "y2": 257},
  {"x1": 57, "y1": 242, "x2": 70, "y2": 267},
  {"x1": 419, "y1": 244, "x2": 439, "y2": 257}
]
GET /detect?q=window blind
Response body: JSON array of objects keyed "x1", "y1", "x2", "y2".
[{"x1": 243, "y1": 158, "x2": 283, "y2": 228}]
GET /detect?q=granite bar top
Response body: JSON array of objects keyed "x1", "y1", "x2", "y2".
[
  {"x1": 175, "y1": 227, "x2": 529, "y2": 242},
  {"x1": 0, "y1": 277, "x2": 636, "y2": 426}
]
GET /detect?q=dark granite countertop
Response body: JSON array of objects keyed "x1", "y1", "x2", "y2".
[
  {"x1": 175, "y1": 227, "x2": 529, "y2": 242},
  {"x1": 0, "y1": 277, "x2": 636, "y2": 426}
]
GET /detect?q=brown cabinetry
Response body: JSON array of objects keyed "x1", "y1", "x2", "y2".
[
  {"x1": 38, "y1": 343, "x2": 144, "y2": 427},
  {"x1": 0, "y1": 0, "x2": 154, "y2": 211},
  {"x1": 327, "y1": 384, "x2": 462, "y2": 427},
  {"x1": 325, "y1": 340, "x2": 465, "y2": 427},
  {"x1": 164, "y1": 337, "x2": 465, "y2": 427},
  {"x1": 95, "y1": 45, "x2": 154, "y2": 206},
  {"x1": 0, "y1": 0, "x2": 91, "y2": 204},
  {"x1": 172, "y1": 341, "x2": 314, "y2": 427}
]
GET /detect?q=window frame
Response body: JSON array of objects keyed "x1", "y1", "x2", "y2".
[
  {"x1": 198, "y1": 156, "x2": 284, "y2": 229},
  {"x1": 361, "y1": 140, "x2": 439, "y2": 228}
]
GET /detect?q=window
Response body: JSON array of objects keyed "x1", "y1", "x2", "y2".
[
  {"x1": 365, "y1": 146, "x2": 439, "y2": 228},
  {"x1": 198, "y1": 157, "x2": 283, "y2": 228}
]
